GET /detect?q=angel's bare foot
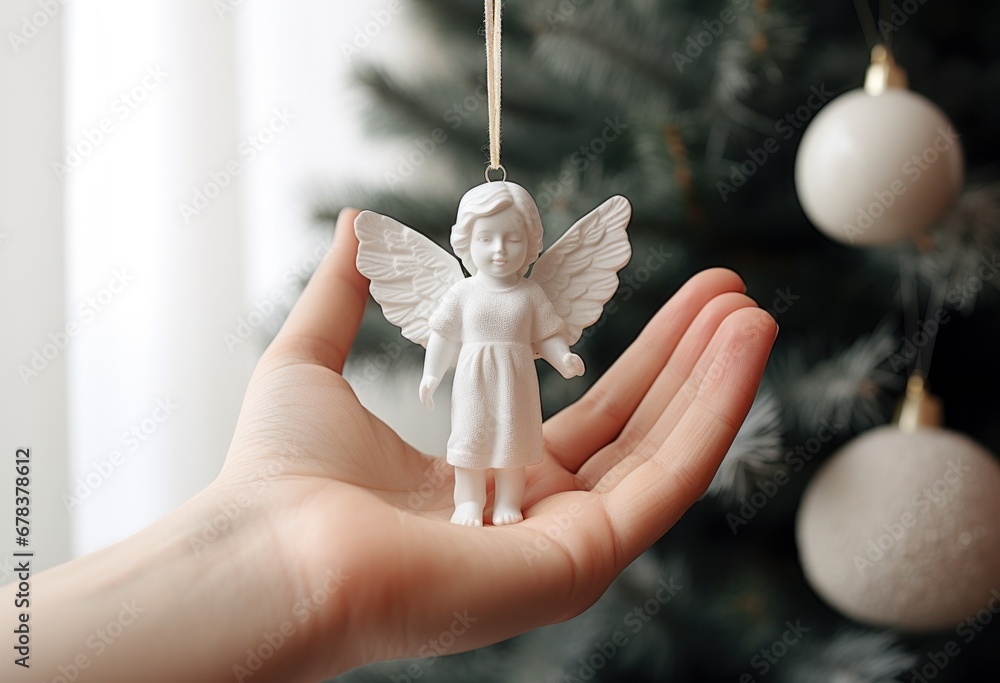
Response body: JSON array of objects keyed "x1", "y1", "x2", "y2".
[
  {"x1": 451, "y1": 466, "x2": 487, "y2": 527},
  {"x1": 492, "y1": 505, "x2": 523, "y2": 526},
  {"x1": 451, "y1": 501, "x2": 484, "y2": 526},
  {"x1": 493, "y1": 467, "x2": 525, "y2": 526}
]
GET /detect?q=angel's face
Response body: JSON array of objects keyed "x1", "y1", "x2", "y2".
[{"x1": 469, "y1": 208, "x2": 527, "y2": 280}]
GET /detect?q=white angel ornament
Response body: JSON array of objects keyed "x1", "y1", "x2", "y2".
[{"x1": 355, "y1": 181, "x2": 631, "y2": 526}]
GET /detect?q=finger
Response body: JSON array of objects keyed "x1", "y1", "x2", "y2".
[
  {"x1": 265, "y1": 209, "x2": 366, "y2": 373},
  {"x1": 576, "y1": 290, "x2": 757, "y2": 486},
  {"x1": 599, "y1": 308, "x2": 776, "y2": 560},
  {"x1": 543, "y1": 268, "x2": 746, "y2": 472}
]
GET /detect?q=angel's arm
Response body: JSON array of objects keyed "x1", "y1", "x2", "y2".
[
  {"x1": 536, "y1": 333, "x2": 584, "y2": 379},
  {"x1": 419, "y1": 332, "x2": 460, "y2": 409}
]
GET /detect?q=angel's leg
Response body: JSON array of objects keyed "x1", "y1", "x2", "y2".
[
  {"x1": 492, "y1": 467, "x2": 525, "y2": 525},
  {"x1": 451, "y1": 467, "x2": 487, "y2": 526}
]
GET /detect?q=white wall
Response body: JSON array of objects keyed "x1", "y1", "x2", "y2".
[
  {"x1": 0, "y1": 0, "x2": 419, "y2": 566},
  {"x1": 0, "y1": 0, "x2": 72, "y2": 575}
]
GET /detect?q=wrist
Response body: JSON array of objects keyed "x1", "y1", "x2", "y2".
[{"x1": 22, "y1": 483, "x2": 331, "y2": 682}]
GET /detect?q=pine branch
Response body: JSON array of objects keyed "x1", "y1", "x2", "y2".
[
  {"x1": 708, "y1": 390, "x2": 784, "y2": 504},
  {"x1": 411, "y1": 0, "x2": 537, "y2": 46},
  {"x1": 778, "y1": 629, "x2": 918, "y2": 683},
  {"x1": 353, "y1": 65, "x2": 487, "y2": 158},
  {"x1": 313, "y1": 183, "x2": 458, "y2": 242},
  {"x1": 530, "y1": 1, "x2": 688, "y2": 116},
  {"x1": 769, "y1": 322, "x2": 903, "y2": 437}
]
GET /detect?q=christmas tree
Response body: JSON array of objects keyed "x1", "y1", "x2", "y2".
[{"x1": 322, "y1": 1, "x2": 1000, "y2": 680}]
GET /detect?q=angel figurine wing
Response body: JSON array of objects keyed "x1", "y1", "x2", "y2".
[
  {"x1": 354, "y1": 210, "x2": 465, "y2": 348},
  {"x1": 529, "y1": 195, "x2": 632, "y2": 346}
]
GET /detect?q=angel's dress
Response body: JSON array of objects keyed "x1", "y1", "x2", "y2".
[{"x1": 429, "y1": 276, "x2": 564, "y2": 470}]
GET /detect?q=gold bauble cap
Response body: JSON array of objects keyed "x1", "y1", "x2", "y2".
[
  {"x1": 894, "y1": 373, "x2": 943, "y2": 431},
  {"x1": 865, "y1": 44, "x2": 909, "y2": 95}
]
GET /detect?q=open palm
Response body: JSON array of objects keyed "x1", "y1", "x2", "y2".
[{"x1": 214, "y1": 209, "x2": 776, "y2": 678}]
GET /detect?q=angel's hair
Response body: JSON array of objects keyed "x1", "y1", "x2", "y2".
[{"x1": 451, "y1": 181, "x2": 543, "y2": 276}]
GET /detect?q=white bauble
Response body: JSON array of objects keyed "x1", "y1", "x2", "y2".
[
  {"x1": 795, "y1": 88, "x2": 964, "y2": 246},
  {"x1": 796, "y1": 426, "x2": 1000, "y2": 631}
]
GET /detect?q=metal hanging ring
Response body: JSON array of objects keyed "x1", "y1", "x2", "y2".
[{"x1": 484, "y1": 165, "x2": 507, "y2": 182}]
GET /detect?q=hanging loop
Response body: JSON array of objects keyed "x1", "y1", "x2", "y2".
[{"x1": 484, "y1": 165, "x2": 507, "y2": 183}]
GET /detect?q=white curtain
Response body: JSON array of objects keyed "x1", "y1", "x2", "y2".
[
  {"x1": 1, "y1": 0, "x2": 410, "y2": 565},
  {"x1": 0, "y1": 0, "x2": 72, "y2": 571}
]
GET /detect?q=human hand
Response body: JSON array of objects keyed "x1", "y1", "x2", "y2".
[
  {"x1": 15, "y1": 207, "x2": 774, "y2": 683},
  {"x1": 204, "y1": 207, "x2": 776, "y2": 680}
]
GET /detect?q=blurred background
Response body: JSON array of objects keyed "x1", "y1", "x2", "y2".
[
  {"x1": 3, "y1": 0, "x2": 1000, "y2": 681},
  {"x1": 1, "y1": 0, "x2": 412, "y2": 560}
]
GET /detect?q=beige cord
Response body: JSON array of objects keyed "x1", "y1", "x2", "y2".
[{"x1": 484, "y1": 0, "x2": 504, "y2": 178}]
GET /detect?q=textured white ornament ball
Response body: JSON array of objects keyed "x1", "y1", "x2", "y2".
[
  {"x1": 796, "y1": 426, "x2": 1000, "y2": 631},
  {"x1": 795, "y1": 88, "x2": 964, "y2": 246}
]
